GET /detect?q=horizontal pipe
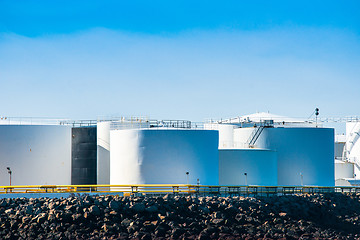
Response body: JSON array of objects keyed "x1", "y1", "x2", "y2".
[{"x1": 0, "y1": 184, "x2": 359, "y2": 195}]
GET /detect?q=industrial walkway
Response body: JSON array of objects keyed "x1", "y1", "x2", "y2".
[{"x1": 0, "y1": 184, "x2": 359, "y2": 197}]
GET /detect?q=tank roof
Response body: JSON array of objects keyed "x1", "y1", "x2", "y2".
[{"x1": 218, "y1": 112, "x2": 307, "y2": 124}]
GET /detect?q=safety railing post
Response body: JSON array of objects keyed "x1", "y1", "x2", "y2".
[{"x1": 3, "y1": 184, "x2": 360, "y2": 196}]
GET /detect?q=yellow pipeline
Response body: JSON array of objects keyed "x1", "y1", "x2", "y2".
[{"x1": 0, "y1": 184, "x2": 358, "y2": 195}]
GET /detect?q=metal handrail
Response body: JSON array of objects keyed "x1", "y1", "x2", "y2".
[
  {"x1": 1, "y1": 184, "x2": 359, "y2": 196},
  {"x1": 110, "y1": 120, "x2": 192, "y2": 130},
  {"x1": 0, "y1": 117, "x2": 71, "y2": 125}
]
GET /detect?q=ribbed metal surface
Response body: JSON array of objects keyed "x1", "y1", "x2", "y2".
[{"x1": 71, "y1": 127, "x2": 97, "y2": 185}]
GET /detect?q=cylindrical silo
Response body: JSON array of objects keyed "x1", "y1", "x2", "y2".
[
  {"x1": 110, "y1": 129, "x2": 219, "y2": 185},
  {"x1": 258, "y1": 127, "x2": 334, "y2": 186},
  {"x1": 97, "y1": 121, "x2": 111, "y2": 185},
  {"x1": 345, "y1": 122, "x2": 360, "y2": 177},
  {"x1": 71, "y1": 127, "x2": 97, "y2": 185},
  {"x1": 335, "y1": 160, "x2": 354, "y2": 180},
  {"x1": 217, "y1": 124, "x2": 235, "y2": 149},
  {"x1": 219, "y1": 149, "x2": 277, "y2": 186},
  {"x1": 204, "y1": 123, "x2": 236, "y2": 148},
  {"x1": 0, "y1": 125, "x2": 72, "y2": 186},
  {"x1": 233, "y1": 127, "x2": 334, "y2": 186}
]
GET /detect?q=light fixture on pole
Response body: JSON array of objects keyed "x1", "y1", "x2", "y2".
[
  {"x1": 244, "y1": 173, "x2": 248, "y2": 186},
  {"x1": 315, "y1": 108, "x2": 319, "y2": 127},
  {"x1": 7, "y1": 167, "x2": 12, "y2": 186},
  {"x1": 354, "y1": 173, "x2": 357, "y2": 187},
  {"x1": 186, "y1": 172, "x2": 189, "y2": 185}
]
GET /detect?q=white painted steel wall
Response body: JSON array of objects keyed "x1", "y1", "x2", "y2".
[
  {"x1": 233, "y1": 127, "x2": 254, "y2": 148},
  {"x1": 204, "y1": 124, "x2": 235, "y2": 149},
  {"x1": 231, "y1": 127, "x2": 334, "y2": 186},
  {"x1": 207, "y1": 125, "x2": 264, "y2": 149},
  {"x1": 335, "y1": 160, "x2": 354, "y2": 179},
  {"x1": 0, "y1": 125, "x2": 71, "y2": 186},
  {"x1": 335, "y1": 179, "x2": 352, "y2": 186},
  {"x1": 219, "y1": 149, "x2": 277, "y2": 186},
  {"x1": 97, "y1": 122, "x2": 111, "y2": 184},
  {"x1": 258, "y1": 128, "x2": 334, "y2": 186},
  {"x1": 335, "y1": 142, "x2": 345, "y2": 159},
  {"x1": 345, "y1": 122, "x2": 360, "y2": 178},
  {"x1": 216, "y1": 124, "x2": 235, "y2": 149},
  {"x1": 110, "y1": 129, "x2": 219, "y2": 185}
]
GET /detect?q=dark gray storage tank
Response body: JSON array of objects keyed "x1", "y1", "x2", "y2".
[{"x1": 71, "y1": 127, "x2": 97, "y2": 185}]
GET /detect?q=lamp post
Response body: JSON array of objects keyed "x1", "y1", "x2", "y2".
[
  {"x1": 244, "y1": 173, "x2": 248, "y2": 186},
  {"x1": 7, "y1": 167, "x2": 12, "y2": 186},
  {"x1": 186, "y1": 172, "x2": 189, "y2": 185},
  {"x1": 196, "y1": 178, "x2": 200, "y2": 196},
  {"x1": 354, "y1": 173, "x2": 357, "y2": 187},
  {"x1": 315, "y1": 108, "x2": 319, "y2": 127},
  {"x1": 300, "y1": 172, "x2": 303, "y2": 186}
]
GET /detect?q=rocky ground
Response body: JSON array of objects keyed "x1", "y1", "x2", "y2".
[{"x1": 1, "y1": 193, "x2": 360, "y2": 239}]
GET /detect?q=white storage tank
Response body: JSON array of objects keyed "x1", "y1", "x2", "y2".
[
  {"x1": 97, "y1": 121, "x2": 111, "y2": 185},
  {"x1": 204, "y1": 123, "x2": 235, "y2": 149},
  {"x1": 233, "y1": 127, "x2": 334, "y2": 186},
  {"x1": 0, "y1": 125, "x2": 71, "y2": 186},
  {"x1": 335, "y1": 134, "x2": 346, "y2": 159},
  {"x1": 335, "y1": 160, "x2": 354, "y2": 180},
  {"x1": 110, "y1": 129, "x2": 219, "y2": 185},
  {"x1": 219, "y1": 149, "x2": 277, "y2": 186},
  {"x1": 335, "y1": 179, "x2": 352, "y2": 186},
  {"x1": 345, "y1": 122, "x2": 360, "y2": 177},
  {"x1": 259, "y1": 127, "x2": 334, "y2": 186}
]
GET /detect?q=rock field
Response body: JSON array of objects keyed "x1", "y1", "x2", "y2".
[{"x1": 1, "y1": 193, "x2": 360, "y2": 239}]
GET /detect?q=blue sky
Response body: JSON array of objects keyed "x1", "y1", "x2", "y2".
[{"x1": 0, "y1": 0, "x2": 360, "y2": 123}]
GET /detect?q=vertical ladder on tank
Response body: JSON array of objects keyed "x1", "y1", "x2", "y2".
[{"x1": 246, "y1": 126, "x2": 265, "y2": 148}]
